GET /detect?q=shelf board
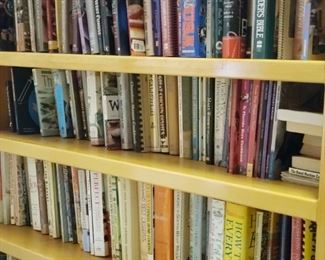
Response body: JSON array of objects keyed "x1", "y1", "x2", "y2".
[
  {"x1": 0, "y1": 225, "x2": 99, "y2": 260},
  {"x1": 0, "y1": 52, "x2": 324, "y2": 83},
  {"x1": 0, "y1": 131, "x2": 318, "y2": 221}
]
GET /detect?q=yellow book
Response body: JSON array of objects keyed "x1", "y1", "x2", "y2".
[
  {"x1": 302, "y1": 220, "x2": 317, "y2": 260},
  {"x1": 223, "y1": 202, "x2": 256, "y2": 260}
]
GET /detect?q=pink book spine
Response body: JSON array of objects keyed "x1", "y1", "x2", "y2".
[
  {"x1": 238, "y1": 80, "x2": 252, "y2": 175},
  {"x1": 228, "y1": 79, "x2": 240, "y2": 173},
  {"x1": 291, "y1": 217, "x2": 302, "y2": 260},
  {"x1": 160, "y1": 0, "x2": 178, "y2": 56},
  {"x1": 246, "y1": 80, "x2": 261, "y2": 177}
]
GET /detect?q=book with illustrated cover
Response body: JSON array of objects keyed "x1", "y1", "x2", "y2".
[
  {"x1": 14, "y1": 0, "x2": 32, "y2": 51},
  {"x1": 101, "y1": 72, "x2": 121, "y2": 149},
  {"x1": 11, "y1": 67, "x2": 40, "y2": 134},
  {"x1": 33, "y1": 69, "x2": 59, "y2": 137},
  {"x1": 126, "y1": 0, "x2": 146, "y2": 56},
  {"x1": 52, "y1": 70, "x2": 74, "y2": 138},
  {"x1": 0, "y1": 0, "x2": 15, "y2": 51}
]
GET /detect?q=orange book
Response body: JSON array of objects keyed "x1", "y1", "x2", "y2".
[{"x1": 154, "y1": 186, "x2": 174, "y2": 260}]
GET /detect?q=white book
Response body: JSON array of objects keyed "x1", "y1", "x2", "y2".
[
  {"x1": 1, "y1": 152, "x2": 10, "y2": 224},
  {"x1": 281, "y1": 171, "x2": 319, "y2": 187},
  {"x1": 78, "y1": 169, "x2": 90, "y2": 252},
  {"x1": 27, "y1": 158, "x2": 41, "y2": 230},
  {"x1": 207, "y1": 199, "x2": 225, "y2": 260},
  {"x1": 254, "y1": 211, "x2": 264, "y2": 260},
  {"x1": 117, "y1": 73, "x2": 133, "y2": 150},
  {"x1": 149, "y1": 75, "x2": 160, "y2": 152},
  {"x1": 289, "y1": 167, "x2": 320, "y2": 180},
  {"x1": 85, "y1": 0, "x2": 99, "y2": 53},
  {"x1": 43, "y1": 162, "x2": 53, "y2": 236},
  {"x1": 143, "y1": 0, "x2": 154, "y2": 55},
  {"x1": 118, "y1": 178, "x2": 140, "y2": 260},
  {"x1": 45, "y1": 161, "x2": 61, "y2": 238},
  {"x1": 174, "y1": 190, "x2": 190, "y2": 260},
  {"x1": 27, "y1": 0, "x2": 36, "y2": 52},
  {"x1": 292, "y1": 156, "x2": 320, "y2": 173},
  {"x1": 86, "y1": 170, "x2": 95, "y2": 254},
  {"x1": 214, "y1": 78, "x2": 230, "y2": 165},
  {"x1": 138, "y1": 182, "x2": 154, "y2": 260},
  {"x1": 277, "y1": 109, "x2": 323, "y2": 127},
  {"x1": 303, "y1": 135, "x2": 322, "y2": 147},
  {"x1": 90, "y1": 172, "x2": 109, "y2": 256},
  {"x1": 286, "y1": 121, "x2": 322, "y2": 137}
]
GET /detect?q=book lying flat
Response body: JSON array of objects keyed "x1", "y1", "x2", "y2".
[
  {"x1": 292, "y1": 156, "x2": 320, "y2": 173},
  {"x1": 286, "y1": 121, "x2": 322, "y2": 137},
  {"x1": 277, "y1": 109, "x2": 323, "y2": 127},
  {"x1": 281, "y1": 171, "x2": 318, "y2": 187}
]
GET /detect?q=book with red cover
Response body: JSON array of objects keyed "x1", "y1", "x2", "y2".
[{"x1": 291, "y1": 217, "x2": 303, "y2": 260}]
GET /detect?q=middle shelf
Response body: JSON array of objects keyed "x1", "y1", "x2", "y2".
[{"x1": 0, "y1": 131, "x2": 318, "y2": 221}]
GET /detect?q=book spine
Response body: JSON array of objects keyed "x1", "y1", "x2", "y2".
[
  {"x1": 6, "y1": 81, "x2": 16, "y2": 132},
  {"x1": 76, "y1": 71, "x2": 89, "y2": 139},
  {"x1": 166, "y1": 76, "x2": 179, "y2": 155},
  {"x1": 27, "y1": 0, "x2": 37, "y2": 52},
  {"x1": 46, "y1": 0, "x2": 58, "y2": 52},
  {"x1": 157, "y1": 75, "x2": 169, "y2": 153},
  {"x1": 293, "y1": 0, "x2": 308, "y2": 60},
  {"x1": 149, "y1": 75, "x2": 160, "y2": 152},
  {"x1": 27, "y1": 158, "x2": 41, "y2": 230},
  {"x1": 43, "y1": 161, "x2": 53, "y2": 236},
  {"x1": 107, "y1": 176, "x2": 122, "y2": 259},
  {"x1": 100, "y1": 0, "x2": 115, "y2": 54},
  {"x1": 34, "y1": 0, "x2": 48, "y2": 52},
  {"x1": 1, "y1": 153, "x2": 10, "y2": 224},
  {"x1": 9, "y1": 155, "x2": 16, "y2": 225},
  {"x1": 53, "y1": 70, "x2": 74, "y2": 138},
  {"x1": 288, "y1": 167, "x2": 320, "y2": 180},
  {"x1": 280, "y1": 215, "x2": 292, "y2": 260},
  {"x1": 214, "y1": 0, "x2": 223, "y2": 57},
  {"x1": 199, "y1": 78, "x2": 206, "y2": 161},
  {"x1": 87, "y1": 71, "x2": 105, "y2": 146},
  {"x1": 15, "y1": 0, "x2": 32, "y2": 51},
  {"x1": 101, "y1": 72, "x2": 121, "y2": 149},
  {"x1": 214, "y1": 78, "x2": 230, "y2": 166},
  {"x1": 117, "y1": 73, "x2": 133, "y2": 149},
  {"x1": 61, "y1": 0, "x2": 70, "y2": 53},
  {"x1": 144, "y1": 0, "x2": 155, "y2": 55},
  {"x1": 206, "y1": 0, "x2": 215, "y2": 58},
  {"x1": 77, "y1": 169, "x2": 90, "y2": 252},
  {"x1": 302, "y1": 220, "x2": 317, "y2": 259},
  {"x1": 160, "y1": 0, "x2": 178, "y2": 56},
  {"x1": 71, "y1": 0, "x2": 81, "y2": 53},
  {"x1": 63, "y1": 166, "x2": 77, "y2": 242},
  {"x1": 238, "y1": 80, "x2": 252, "y2": 174},
  {"x1": 91, "y1": 172, "x2": 109, "y2": 256},
  {"x1": 192, "y1": 77, "x2": 199, "y2": 160},
  {"x1": 207, "y1": 199, "x2": 225, "y2": 260},
  {"x1": 94, "y1": 0, "x2": 104, "y2": 54},
  {"x1": 86, "y1": 171, "x2": 95, "y2": 254},
  {"x1": 174, "y1": 190, "x2": 190, "y2": 260},
  {"x1": 254, "y1": 211, "x2": 263, "y2": 260},
  {"x1": 152, "y1": 0, "x2": 162, "y2": 56},
  {"x1": 206, "y1": 78, "x2": 215, "y2": 164},
  {"x1": 77, "y1": 0, "x2": 91, "y2": 54},
  {"x1": 56, "y1": 165, "x2": 69, "y2": 242},
  {"x1": 54, "y1": 0, "x2": 62, "y2": 52},
  {"x1": 32, "y1": 69, "x2": 59, "y2": 137},
  {"x1": 154, "y1": 186, "x2": 173, "y2": 260},
  {"x1": 86, "y1": 1, "x2": 100, "y2": 53},
  {"x1": 71, "y1": 167, "x2": 82, "y2": 246},
  {"x1": 291, "y1": 217, "x2": 303, "y2": 260}
]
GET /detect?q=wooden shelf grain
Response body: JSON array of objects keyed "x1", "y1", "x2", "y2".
[
  {"x1": 0, "y1": 225, "x2": 99, "y2": 260},
  {"x1": 0, "y1": 131, "x2": 318, "y2": 221},
  {"x1": 0, "y1": 52, "x2": 324, "y2": 83}
]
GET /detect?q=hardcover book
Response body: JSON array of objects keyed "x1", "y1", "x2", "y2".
[
  {"x1": 11, "y1": 67, "x2": 40, "y2": 134},
  {"x1": 33, "y1": 69, "x2": 59, "y2": 137}
]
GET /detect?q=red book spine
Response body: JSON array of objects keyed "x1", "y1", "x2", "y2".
[
  {"x1": 291, "y1": 217, "x2": 303, "y2": 260},
  {"x1": 238, "y1": 80, "x2": 252, "y2": 174},
  {"x1": 160, "y1": 0, "x2": 178, "y2": 56},
  {"x1": 246, "y1": 80, "x2": 261, "y2": 177}
]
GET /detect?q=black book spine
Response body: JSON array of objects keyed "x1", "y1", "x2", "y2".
[
  {"x1": 94, "y1": 0, "x2": 104, "y2": 54},
  {"x1": 130, "y1": 74, "x2": 142, "y2": 152},
  {"x1": 206, "y1": 78, "x2": 215, "y2": 165},
  {"x1": 100, "y1": 0, "x2": 115, "y2": 54},
  {"x1": 6, "y1": 80, "x2": 16, "y2": 132}
]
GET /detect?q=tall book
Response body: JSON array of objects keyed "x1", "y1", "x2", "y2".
[
  {"x1": 152, "y1": 0, "x2": 162, "y2": 56},
  {"x1": 11, "y1": 67, "x2": 40, "y2": 134},
  {"x1": 54, "y1": 0, "x2": 63, "y2": 52},
  {"x1": 126, "y1": 0, "x2": 146, "y2": 56},
  {"x1": 86, "y1": 170, "x2": 95, "y2": 254},
  {"x1": 157, "y1": 75, "x2": 168, "y2": 153},
  {"x1": 148, "y1": 75, "x2": 160, "y2": 152},
  {"x1": 71, "y1": 167, "x2": 82, "y2": 245},
  {"x1": 223, "y1": 202, "x2": 256, "y2": 259},
  {"x1": 154, "y1": 186, "x2": 173, "y2": 260},
  {"x1": 46, "y1": 0, "x2": 58, "y2": 52},
  {"x1": 87, "y1": 71, "x2": 105, "y2": 146},
  {"x1": 302, "y1": 220, "x2": 316, "y2": 259},
  {"x1": 192, "y1": 77, "x2": 199, "y2": 161},
  {"x1": 33, "y1": 69, "x2": 59, "y2": 137},
  {"x1": 1, "y1": 153, "x2": 11, "y2": 224},
  {"x1": 14, "y1": 0, "x2": 32, "y2": 51},
  {"x1": 86, "y1": 1, "x2": 100, "y2": 54},
  {"x1": 36, "y1": 160, "x2": 49, "y2": 234},
  {"x1": 118, "y1": 178, "x2": 140, "y2": 260},
  {"x1": 76, "y1": 0, "x2": 91, "y2": 54},
  {"x1": 174, "y1": 191, "x2": 190, "y2": 260},
  {"x1": 101, "y1": 72, "x2": 121, "y2": 149},
  {"x1": 0, "y1": 0, "x2": 15, "y2": 51},
  {"x1": 94, "y1": 0, "x2": 104, "y2": 54},
  {"x1": 279, "y1": 215, "x2": 292, "y2": 260},
  {"x1": 60, "y1": 0, "x2": 71, "y2": 53},
  {"x1": 291, "y1": 217, "x2": 303, "y2": 260},
  {"x1": 100, "y1": 0, "x2": 115, "y2": 54},
  {"x1": 52, "y1": 70, "x2": 74, "y2": 138},
  {"x1": 180, "y1": 0, "x2": 207, "y2": 57},
  {"x1": 143, "y1": 0, "x2": 154, "y2": 55},
  {"x1": 6, "y1": 80, "x2": 16, "y2": 132},
  {"x1": 34, "y1": 0, "x2": 48, "y2": 52},
  {"x1": 160, "y1": 0, "x2": 178, "y2": 56},
  {"x1": 27, "y1": 0, "x2": 37, "y2": 52}
]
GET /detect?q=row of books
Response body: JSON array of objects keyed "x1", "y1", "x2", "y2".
[
  {"x1": 0, "y1": 0, "x2": 324, "y2": 60},
  {"x1": 0, "y1": 151, "x2": 318, "y2": 259}
]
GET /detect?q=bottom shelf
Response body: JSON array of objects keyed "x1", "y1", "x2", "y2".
[{"x1": 0, "y1": 225, "x2": 100, "y2": 260}]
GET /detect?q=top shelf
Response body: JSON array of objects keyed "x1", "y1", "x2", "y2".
[{"x1": 0, "y1": 52, "x2": 324, "y2": 83}]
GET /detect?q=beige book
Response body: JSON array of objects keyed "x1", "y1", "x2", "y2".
[
  {"x1": 303, "y1": 135, "x2": 322, "y2": 147},
  {"x1": 286, "y1": 121, "x2": 322, "y2": 137},
  {"x1": 300, "y1": 144, "x2": 321, "y2": 159},
  {"x1": 292, "y1": 156, "x2": 320, "y2": 173},
  {"x1": 277, "y1": 109, "x2": 323, "y2": 127}
]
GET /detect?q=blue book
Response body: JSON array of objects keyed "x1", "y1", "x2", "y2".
[
  {"x1": 53, "y1": 70, "x2": 74, "y2": 138},
  {"x1": 11, "y1": 67, "x2": 40, "y2": 134},
  {"x1": 180, "y1": 0, "x2": 207, "y2": 57},
  {"x1": 152, "y1": 0, "x2": 162, "y2": 56}
]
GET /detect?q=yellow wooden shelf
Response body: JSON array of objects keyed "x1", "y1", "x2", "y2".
[
  {"x1": 0, "y1": 225, "x2": 99, "y2": 260},
  {"x1": 0, "y1": 131, "x2": 318, "y2": 221},
  {"x1": 0, "y1": 52, "x2": 324, "y2": 83}
]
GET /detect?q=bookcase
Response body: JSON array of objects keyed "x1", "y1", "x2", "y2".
[{"x1": 0, "y1": 52, "x2": 324, "y2": 259}]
